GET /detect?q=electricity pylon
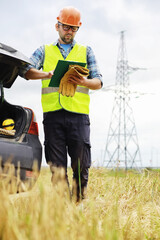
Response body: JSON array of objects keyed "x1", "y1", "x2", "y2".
[{"x1": 103, "y1": 31, "x2": 142, "y2": 170}]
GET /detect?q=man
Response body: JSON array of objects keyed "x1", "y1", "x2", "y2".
[{"x1": 20, "y1": 6, "x2": 102, "y2": 202}]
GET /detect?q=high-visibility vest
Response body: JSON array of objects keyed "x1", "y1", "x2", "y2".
[{"x1": 42, "y1": 43, "x2": 90, "y2": 114}]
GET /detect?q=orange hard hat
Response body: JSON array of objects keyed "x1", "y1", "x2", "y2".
[{"x1": 57, "y1": 6, "x2": 82, "y2": 27}]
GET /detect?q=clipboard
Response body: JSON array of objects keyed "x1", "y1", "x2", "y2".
[{"x1": 49, "y1": 60, "x2": 86, "y2": 87}]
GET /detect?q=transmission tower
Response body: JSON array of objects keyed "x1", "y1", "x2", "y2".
[{"x1": 103, "y1": 31, "x2": 142, "y2": 170}]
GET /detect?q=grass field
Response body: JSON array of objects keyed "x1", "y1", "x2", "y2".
[{"x1": 0, "y1": 167, "x2": 160, "y2": 239}]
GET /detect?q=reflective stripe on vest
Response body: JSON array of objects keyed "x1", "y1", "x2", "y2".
[
  {"x1": 42, "y1": 43, "x2": 90, "y2": 114},
  {"x1": 42, "y1": 86, "x2": 89, "y2": 94}
]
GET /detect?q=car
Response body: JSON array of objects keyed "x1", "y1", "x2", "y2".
[{"x1": 0, "y1": 42, "x2": 42, "y2": 192}]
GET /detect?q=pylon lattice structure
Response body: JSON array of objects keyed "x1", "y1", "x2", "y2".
[{"x1": 103, "y1": 31, "x2": 142, "y2": 170}]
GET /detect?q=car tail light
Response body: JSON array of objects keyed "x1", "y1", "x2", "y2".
[
  {"x1": 28, "y1": 121, "x2": 39, "y2": 135},
  {"x1": 26, "y1": 108, "x2": 39, "y2": 136}
]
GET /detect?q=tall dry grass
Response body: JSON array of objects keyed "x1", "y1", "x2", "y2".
[{"x1": 0, "y1": 167, "x2": 160, "y2": 239}]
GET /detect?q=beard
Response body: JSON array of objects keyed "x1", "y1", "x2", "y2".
[{"x1": 60, "y1": 34, "x2": 73, "y2": 44}]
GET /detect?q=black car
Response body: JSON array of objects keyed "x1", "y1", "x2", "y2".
[{"x1": 0, "y1": 43, "x2": 42, "y2": 191}]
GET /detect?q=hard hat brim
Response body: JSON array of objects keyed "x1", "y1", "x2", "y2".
[{"x1": 57, "y1": 17, "x2": 82, "y2": 27}]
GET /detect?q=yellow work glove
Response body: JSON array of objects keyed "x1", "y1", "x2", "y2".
[{"x1": 58, "y1": 65, "x2": 89, "y2": 97}]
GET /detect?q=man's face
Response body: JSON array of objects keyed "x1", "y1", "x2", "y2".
[{"x1": 56, "y1": 23, "x2": 79, "y2": 44}]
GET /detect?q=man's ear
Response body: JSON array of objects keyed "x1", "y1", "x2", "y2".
[{"x1": 55, "y1": 23, "x2": 58, "y2": 31}]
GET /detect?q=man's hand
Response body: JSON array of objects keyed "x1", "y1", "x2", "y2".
[
  {"x1": 68, "y1": 75, "x2": 102, "y2": 90},
  {"x1": 59, "y1": 65, "x2": 89, "y2": 97},
  {"x1": 64, "y1": 65, "x2": 102, "y2": 90},
  {"x1": 46, "y1": 70, "x2": 54, "y2": 79},
  {"x1": 68, "y1": 75, "x2": 87, "y2": 86}
]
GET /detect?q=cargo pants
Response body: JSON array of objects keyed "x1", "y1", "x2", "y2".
[{"x1": 43, "y1": 109, "x2": 91, "y2": 201}]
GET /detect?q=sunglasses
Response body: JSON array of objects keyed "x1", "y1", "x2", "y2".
[{"x1": 58, "y1": 22, "x2": 79, "y2": 32}]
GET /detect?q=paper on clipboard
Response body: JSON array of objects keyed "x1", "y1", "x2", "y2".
[{"x1": 49, "y1": 60, "x2": 86, "y2": 87}]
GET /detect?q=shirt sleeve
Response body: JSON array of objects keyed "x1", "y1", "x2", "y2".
[
  {"x1": 87, "y1": 46, "x2": 103, "y2": 85},
  {"x1": 18, "y1": 45, "x2": 45, "y2": 79}
]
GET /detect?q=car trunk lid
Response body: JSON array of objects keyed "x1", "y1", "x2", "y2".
[{"x1": 0, "y1": 42, "x2": 32, "y2": 88}]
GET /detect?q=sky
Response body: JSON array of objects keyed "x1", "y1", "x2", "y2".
[{"x1": 1, "y1": 0, "x2": 160, "y2": 167}]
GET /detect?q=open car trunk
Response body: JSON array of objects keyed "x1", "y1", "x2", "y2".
[
  {"x1": 0, "y1": 43, "x2": 42, "y2": 187},
  {"x1": 0, "y1": 99, "x2": 28, "y2": 139},
  {"x1": 0, "y1": 42, "x2": 33, "y2": 140}
]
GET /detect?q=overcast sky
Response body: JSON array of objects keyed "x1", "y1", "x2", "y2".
[{"x1": 1, "y1": 0, "x2": 160, "y2": 167}]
